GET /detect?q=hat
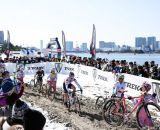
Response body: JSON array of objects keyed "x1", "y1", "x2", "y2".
[
  {"x1": 7, "y1": 99, "x2": 29, "y2": 125},
  {"x1": 23, "y1": 109, "x2": 46, "y2": 130}
]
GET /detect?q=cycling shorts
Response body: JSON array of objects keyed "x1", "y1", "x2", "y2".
[{"x1": 63, "y1": 83, "x2": 72, "y2": 93}]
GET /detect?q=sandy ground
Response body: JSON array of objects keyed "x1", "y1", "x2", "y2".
[{"x1": 18, "y1": 86, "x2": 139, "y2": 130}]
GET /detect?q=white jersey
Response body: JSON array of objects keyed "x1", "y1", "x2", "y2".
[
  {"x1": 113, "y1": 82, "x2": 126, "y2": 97},
  {"x1": 63, "y1": 77, "x2": 82, "y2": 92},
  {"x1": 16, "y1": 70, "x2": 24, "y2": 79}
]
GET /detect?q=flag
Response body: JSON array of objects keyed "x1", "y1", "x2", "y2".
[
  {"x1": 90, "y1": 24, "x2": 96, "y2": 59},
  {"x1": 55, "y1": 37, "x2": 61, "y2": 59},
  {"x1": 6, "y1": 30, "x2": 10, "y2": 58},
  {"x1": 62, "y1": 30, "x2": 66, "y2": 56}
]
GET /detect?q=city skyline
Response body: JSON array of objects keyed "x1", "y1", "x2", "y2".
[{"x1": 0, "y1": 0, "x2": 160, "y2": 48}]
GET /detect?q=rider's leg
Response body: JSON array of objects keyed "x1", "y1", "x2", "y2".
[
  {"x1": 63, "y1": 83, "x2": 69, "y2": 107},
  {"x1": 63, "y1": 93, "x2": 68, "y2": 107},
  {"x1": 71, "y1": 85, "x2": 76, "y2": 97}
]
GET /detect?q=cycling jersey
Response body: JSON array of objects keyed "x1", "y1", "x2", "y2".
[
  {"x1": 113, "y1": 82, "x2": 126, "y2": 97},
  {"x1": 63, "y1": 77, "x2": 82, "y2": 93},
  {"x1": 47, "y1": 73, "x2": 57, "y2": 81},
  {"x1": 36, "y1": 70, "x2": 44, "y2": 77},
  {"x1": 35, "y1": 70, "x2": 45, "y2": 82},
  {"x1": 17, "y1": 71, "x2": 24, "y2": 82}
]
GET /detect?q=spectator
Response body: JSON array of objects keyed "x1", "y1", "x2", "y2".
[
  {"x1": 23, "y1": 109, "x2": 46, "y2": 130},
  {"x1": 1, "y1": 99, "x2": 29, "y2": 130}
]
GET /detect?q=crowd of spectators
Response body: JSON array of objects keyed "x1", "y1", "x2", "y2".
[{"x1": 0, "y1": 55, "x2": 160, "y2": 80}]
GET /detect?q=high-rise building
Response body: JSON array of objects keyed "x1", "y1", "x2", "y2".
[
  {"x1": 0, "y1": 31, "x2": 4, "y2": 43},
  {"x1": 99, "y1": 41, "x2": 115, "y2": 49},
  {"x1": 40, "y1": 40, "x2": 43, "y2": 51},
  {"x1": 99, "y1": 41, "x2": 106, "y2": 48},
  {"x1": 105, "y1": 42, "x2": 116, "y2": 48},
  {"x1": 156, "y1": 41, "x2": 160, "y2": 50},
  {"x1": 80, "y1": 43, "x2": 88, "y2": 51},
  {"x1": 66, "y1": 41, "x2": 73, "y2": 51},
  {"x1": 147, "y1": 37, "x2": 156, "y2": 51},
  {"x1": 135, "y1": 37, "x2": 146, "y2": 50}
]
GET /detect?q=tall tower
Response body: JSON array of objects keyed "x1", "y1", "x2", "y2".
[
  {"x1": 0, "y1": 31, "x2": 4, "y2": 43},
  {"x1": 40, "y1": 40, "x2": 43, "y2": 51}
]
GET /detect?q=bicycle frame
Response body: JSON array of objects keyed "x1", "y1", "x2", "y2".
[
  {"x1": 116, "y1": 94, "x2": 145, "y2": 119},
  {"x1": 67, "y1": 90, "x2": 82, "y2": 105},
  {"x1": 47, "y1": 80, "x2": 56, "y2": 88}
]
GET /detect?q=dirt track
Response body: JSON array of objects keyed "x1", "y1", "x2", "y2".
[{"x1": 21, "y1": 87, "x2": 139, "y2": 130}]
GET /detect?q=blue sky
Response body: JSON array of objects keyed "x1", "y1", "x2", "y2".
[{"x1": 0, "y1": 0, "x2": 160, "y2": 48}]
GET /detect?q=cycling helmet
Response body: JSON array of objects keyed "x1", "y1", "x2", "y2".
[
  {"x1": 142, "y1": 82, "x2": 151, "y2": 92},
  {"x1": 51, "y1": 68, "x2": 55, "y2": 73},
  {"x1": 69, "y1": 72, "x2": 74, "y2": 77},
  {"x1": 118, "y1": 75, "x2": 124, "y2": 79}
]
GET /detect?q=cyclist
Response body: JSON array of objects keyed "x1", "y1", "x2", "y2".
[
  {"x1": 112, "y1": 75, "x2": 126, "y2": 98},
  {"x1": 63, "y1": 72, "x2": 83, "y2": 108},
  {"x1": 35, "y1": 68, "x2": 45, "y2": 85},
  {"x1": 138, "y1": 82, "x2": 157, "y2": 128},
  {"x1": 140, "y1": 82, "x2": 156, "y2": 102},
  {"x1": 47, "y1": 68, "x2": 57, "y2": 91},
  {"x1": 16, "y1": 67, "x2": 24, "y2": 83}
]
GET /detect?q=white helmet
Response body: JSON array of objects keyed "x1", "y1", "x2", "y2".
[{"x1": 51, "y1": 68, "x2": 56, "y2": 73}]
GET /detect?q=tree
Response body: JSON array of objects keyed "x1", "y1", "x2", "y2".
[{"x1": 1, "y1": 42, "x2": 24, "y2": 52}]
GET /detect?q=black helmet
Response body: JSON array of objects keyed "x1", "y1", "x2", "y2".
[{"x1": 69, "y1": 72, "x2": 74, "y2": 77}]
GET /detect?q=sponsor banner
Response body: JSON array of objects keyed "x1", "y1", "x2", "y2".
[
  {"x1": 74, "y1": 64, "x2": 94, "y2": 86},
  {"x1": 24, "y1": 63, "x2": 47, "y2": 75},
  {"x1": 95, "y1": 70, "x2": 115, "y2": 85},
  {"x1": 123, "y1": 74, "x2": 150, "y2": 96},
  {"x1": 123, "y1": 74, "x2": 160, "y2": 102},
  {"x1": 5, "y1": 63, "x2": 17, "y2": 73},
  {"x1": 4, "y1": 62, "x2": 160, "y2": 102},
  {"x1": 55, "y1": 63, "x2": 75, "y2": 75},
  {"x1": 150, "y1": 79, "x2": 160, "y2": 103}
]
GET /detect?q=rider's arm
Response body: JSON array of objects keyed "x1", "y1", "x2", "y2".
[
  {"x1": 64, "y1": 79, "x2": 70, "y2": 92},
  {"x1": 42, "y1": 70, "x2": 45, "y2": 77},
  {"x1": 112, "y1": 83, "x2": 117, "y2": 95},
  {"x1": 74, "y1": 79, "x2": 82, "y2": 91},
  {"x1": 35, "y1": 71, "x2": 38, "y2": 77}
]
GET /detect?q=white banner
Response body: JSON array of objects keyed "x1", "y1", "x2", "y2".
[
  {"x1": 4, "y1": 62, "x2": 160, "y2": 102},
  {"x1": 5, "y1": 63, "x2": 17, "y2": 73},
  {"x1": 24, "y1": 63, "x2": 47, "y2": 75},
  {"x1": 55, "y1": 63, "x2": 75, "y2": 75}
]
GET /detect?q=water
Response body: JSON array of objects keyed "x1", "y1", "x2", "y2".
[{"x1": 67, "y1": 52, "x2": 160, "y2": 65}]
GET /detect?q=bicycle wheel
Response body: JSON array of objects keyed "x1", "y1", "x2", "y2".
[
  {"x1": 41, "y1": 84, "x2": 47, "y2": 97},
  {"x1": 102, "y1": 98, "x2": 124, "y2": 127},
  {"x1": 95, "y1": 96, "x2": 105, "y2": 110},
  {"x1": 29, "y1": 79, "x2": 35, "y2": 89},
  {"x1": 136, "y1": 102, "x2": 160, "y2": 130},
  {"x1": 34, "y1": 81, "x2": 41, "y2": 92},
  {"x1": 48, "y1": 87, "x2": 56, "y2": 101}
]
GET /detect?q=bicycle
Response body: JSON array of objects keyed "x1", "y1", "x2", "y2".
[
  {"x1": 62, "y1": 90, "x2": 82, "y2": 114},
  {"x1": 102, "y1": 90, "x2": 160, "y2": 130},
  {"x1": 29, "y1": 77, "x2": 47, "y2": 96},
  {"x1": 45, "y1": 80, "x2": 56, "y2": 101},
  {"x1": 95, "y1": 91, "x2": 110, "y2": 110}
]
